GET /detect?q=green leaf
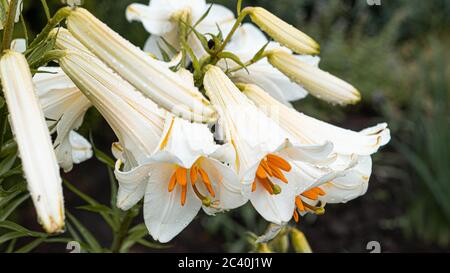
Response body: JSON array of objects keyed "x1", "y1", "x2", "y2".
[
  {"x1": 0, "y1": 221, "x2": 48, "y2": 237},
  {"x1": 0, "y1": 232, "x2": 26, "y2": 245},
  {"x1": 0, "y1": 193, "x2": 29, "y2": 221},
  {"x1": 159, "y1": 36, "x2": 178, "y2": 55},
  {"x1": 89, "y1": 133, "x2": 115, "y2": 168},
  {"x1": 67, "y1": 212, "x2": 103, "y2": 253},
  {"x1": 63, "y1": 179, "x2": 116, "y2": 230},
  {"x1": 191, "y1": 4, "x2": 213, "y2": 31},
  {"x1": 186, "y1": 24, "x2": 212, "y2": 54},
  {"x1": 0, "y1": 164, "x2": 23, "y2": 179},
  {"x1": 137, "y1": 239, "x2": 170, "y2": 249},
  {"x1": 0, "y1": 97, "x2": 5, "y2": 110},
  {"x1": 0, "y1": 154, "x2": 17, "y2": 177},
  {"x1": 217, "y1": 51, "x2": 248, "y2": 72},
  {"x1": 15, "y1": 238, "x2": 46, "y2": 253},
  {"x1": 5, "y1": 238, "x2": 16, "y2": 253},
  {"x1": 77, "y1": 204, "x2": 112, "y2": 214},
  {"x1": 121, "y1": 224, "x2": 170, "y2": 252}
]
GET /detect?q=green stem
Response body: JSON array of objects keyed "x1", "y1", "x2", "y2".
[
  {"x1": 226, "y1": 53, "x2": 268, "y2": 74},
  {"x1": 237, "y1": 0, "x2": 244, "y2": 16},
  {"x1": 211, "y1": 8, "x2": 250, "y2": 64},
  {"x1": 40, "y1": 0, "x2": 51, "y2": 21},
  {"x1": 27, "y1": 7, "x2": 71, "y2": 51},
  {"x1": 29, "y1": 49, "x2": 66, "y2": 69},
  {"x1": 110, "y1": 209, "x2": 136, "y2": 253},
  {"x1": 1, "y1": 0, "x2": 19, "y2": 52}
]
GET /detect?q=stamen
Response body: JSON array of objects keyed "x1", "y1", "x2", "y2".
[
  {"x1": 267, "y1": 154, "x2": 292, "y2": 171},
  {"x1": 252, "y1": 154, "x2": 292, "y2": 194},
  {"x1": 269, "y1": 165, "x2": 288, "y2": 183},
  {"x1": 312, "y1": 187, "x2": 325, "y2": 196},
  {"x1": 256, "y1": 165, "x2": 268, "y2": 179},
  {"x1": 295, "y1": 196, "x2": 305, "y2": 212},
  {"x1": 181, "y1": 184, "x2": 187, "y2": 206},
  {"x1": 198, "y1": 168, "x2": 215, "y2": 197},
  {"x1": 168, "y1": 172, "x2": 177, "y2": 192},
  {"x1": 293, "y1": 210, "x2": 299, "y2": 223},
  {"x1": 259, "y1": 178, "x2": 274, "y2": 194},
  {"x1": 176, "y1": 167, "x2": 188, "y2": 186},
  {"x1": 303, "y1": 202, "x2": 325, "y2": 215},
  {"x1": 301, "y1": 189, "x2": 318, "y2": 200},
  {"x1": 190, "y1": 166, "x2": 198, "y2": 185},
  {"x1": 260, "y1": 160, "x2": 273, "y2": 177}
]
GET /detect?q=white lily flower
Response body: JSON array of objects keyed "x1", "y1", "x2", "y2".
[
  {"x1": 241, "y1": 83, "x2": 390, "y2": 219},
  {"x1": 66, "y1": 8, "x2": 217, "y2": 123},
  {"x1": 0, "y1": 51, "x2": 64, "y2": 233},
  {"x1": 204, "y1": 65, "x2": 334, "y2": 225},
  {"x1": 224, "y1": 23, "x2": 320, "y2": 105},
  {"x1": 33, "y1": 67, "x2": 92, "y2": 172},
  {"x1": 0, "y1": 0, "x2": 22, "y2": 30},
  {"x1": 54, "y1": 33, "x2": 243, "y2": 241},
  {"x1": 267, "y1": 49, "x2": 361, "y2": 105},
  {"x1": 126, "y1": 0, "x2": 235, "y2": 59},
  {"x1": 114, "y1": 116, "x2": 245, "y2": 243},
  {"x1": 244, "y1": 6, "x2": 320, "y2": 55}
]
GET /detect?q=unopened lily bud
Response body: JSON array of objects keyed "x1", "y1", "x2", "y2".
[
  {"x1": 245, "y1": 7, "x2": 320, "y2": 55},
  {"x1": 256, "y1": 243, "x2": 272, "y2": 253},
  {"x1": 66, "y1": 8, "x2": 217, "y2": 123},
  {"x1": 291, "y1": 229, "x2": 312, "y2": 253},
  {"x1": 267, "y1": 50, "x2": 361, "y2": 105},
  {"x1": 0, "y1": 51, "x2": 65, "y2": 233},
  {"x1": 50, "y1": 28, "x2": 93, "y2": 54}
]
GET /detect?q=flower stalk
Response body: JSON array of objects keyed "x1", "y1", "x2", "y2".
[{"x1": 1, "y1": 0, "x2": 19, "y2": 51}]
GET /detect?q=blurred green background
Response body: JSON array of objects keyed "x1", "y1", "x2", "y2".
[{"x1": 6, "y1": 0, "x2": 450, "y2": 252}]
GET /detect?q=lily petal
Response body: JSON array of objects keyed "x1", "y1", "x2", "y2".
[{"x1": 144, "y1": 163, "x2": 202, "y2": 243}]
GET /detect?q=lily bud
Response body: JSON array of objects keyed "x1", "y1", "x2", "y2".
[
  {"x1": 245, "y1": 7, "x2": 320, "y2": 55},
  {"x1": 267, "y1": 50, "x2": 361, "y2": 105},
  {"x1": 0, "y1": 51, "x2": 64, "y2": 233},
  {"x1": 290, "y1": 229, "x2": 312, "y2": 253},
  {"x1": 65, "y1": 8, "x2": 217, "y2": 123}
]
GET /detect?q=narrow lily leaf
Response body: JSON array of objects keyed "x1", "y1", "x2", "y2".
[
  {"x1": 0, "y1": 232, "x2": 26, "y2": 245},
  {"x1": 88, "y1": 133, "x2": 115, "y2": 168},
  {"x1": 63, "y1": 179, "x2": 115, "y2": 229},
  {"x1": 67, "y1": 212, "x2": 102, "y2": 253},
  {"x1": 0, "y1": 221, "x2": 48, "y2": 237},
  {"x1": 137, "y1": 239, "x2": 170, "y2": 249},
  {"x1": 14, "y1": 237, "x2": 46, "y2": 253},
  {"x1": 0, "y1": 193, "x2": 29, "y2": 221},
  {"x1": 0, "y1": 154, "x2": 17, "y2": 177},
  {"x1": 217, "y1": 51, "x2": 248, "y2": 72},
  {"x1": 0, "y1": 164, "x2": 23, "y2": 179},
  {"x1": 0, "y1": 97, "x2": 5, "y2": 109},
  {"x1": 76, "y1": 204, "x2": 112, "y2": 215},
  {"x1": 191, "y1": 3, "x2": 213, "y2": 31},
  {"x1": 5, "y1": 238, "x2": 16, "y2": 253}
]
